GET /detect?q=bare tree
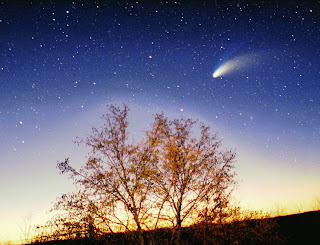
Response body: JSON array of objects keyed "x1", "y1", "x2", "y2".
[
  {"x1": 145, "y1": 113, "x2": 236, "y2": 245},
  {"x1": 47, "y1": 190, "x2": 112, "y2": 240},
  {"x1": 19, "y1": 213, "x2": 33, "y2": 244},
  {"x1": 47, "y1": 104, "x2": 237, "y2": 245},
  {"x1": 56, "y1": 104, "x2": 157, "y2": 245},
  {"x1": 313, "y1": 196, "x2": 320, "y2": 211}
]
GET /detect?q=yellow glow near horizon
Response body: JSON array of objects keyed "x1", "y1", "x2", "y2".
[{"x1": 2, "y1": 186, "x2": 319, "y2": 245}]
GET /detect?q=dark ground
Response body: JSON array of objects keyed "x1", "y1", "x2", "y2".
[
  {"x1": 274, "y1": 210, "x2": 320, "y2": 244},
  {"x1": 30, "y1": 210, "x2": 320, "y2": 245}
]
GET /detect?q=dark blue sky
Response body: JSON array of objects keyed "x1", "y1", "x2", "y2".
[{"x1": 1, "y1": 1, "x2": 320, "y2": 242}]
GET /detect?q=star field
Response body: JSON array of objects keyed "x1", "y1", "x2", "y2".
[{"x1": 0, "y1": 1, "x2": 320, "y2": 243}]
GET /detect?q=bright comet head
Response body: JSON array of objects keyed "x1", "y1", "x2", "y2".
[{"x1": 212, "y1": 60, "x2": 235, "y2": 78}]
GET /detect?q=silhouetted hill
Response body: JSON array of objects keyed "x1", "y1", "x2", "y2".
[
  {"x1": 274, "y1": 210, "x2": 320, "y2": 244},
  {"x1": 30, "y1": 210, "x2": 320, "y2": 245}
]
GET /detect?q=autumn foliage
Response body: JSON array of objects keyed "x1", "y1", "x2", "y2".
[{"x1": 32, "y1": 104, "x2": 283, "y2": 245}]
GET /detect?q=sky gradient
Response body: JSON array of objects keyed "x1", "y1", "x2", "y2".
[{"x1": 1, "y1": 1, "x2": 320, "y2": 243}]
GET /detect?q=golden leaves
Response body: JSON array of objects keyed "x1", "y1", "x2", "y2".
[{"x1": 54, "y1": 104, "x2": 237, "y2": 245}]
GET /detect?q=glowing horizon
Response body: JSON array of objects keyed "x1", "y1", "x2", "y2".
[{"x1": 1, "y1": 1, "x2": 320, "y2": 244}]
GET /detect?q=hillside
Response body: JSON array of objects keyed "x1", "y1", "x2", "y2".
[
  {"x1": 30, "y1": 210, "x2": 320, "y2": 245},
  {"x1": 274, "y1": 210, "x2": 320, "y2": 244}
]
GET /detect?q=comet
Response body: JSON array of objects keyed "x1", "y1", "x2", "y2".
[{"x1": 212, "y1": 53, "x2": 258, "y2": 78}]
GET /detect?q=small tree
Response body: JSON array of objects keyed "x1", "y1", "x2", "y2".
[
  {"x1": 56, "y1": 104, "x2": 156, "y2": 245},
  {"x1": 313, "y1": 196, "x2": 320, "y2": 211},
  {"x1": 49, "y1": 190, "x2": 109, "y2": 240},
  {"x1": 145, "y1": 113, "x2": 236, "y2": 245},
  {"x1": 19, "y1": 213, "x2": 33, "y2": 244}
]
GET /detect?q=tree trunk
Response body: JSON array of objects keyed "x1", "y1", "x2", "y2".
[
  {"x1": 172, "y1": 218, "x2": 182, "y2": 245},
  {"x1": 175, "y1": 207, "x2": 182, "y2": 245},
  {"x1": 176, "y1": 226, "x2": 181, "y2": 245},
  {"x1": 134, "y1": 213, "x2": 147, "y2": 245},
  {"x1": 138, "y1": 229, "x2": 145, "y2": 245}
]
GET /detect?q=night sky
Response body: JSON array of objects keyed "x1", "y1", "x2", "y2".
[{"x1": 1, "y1": 1, "x2": 320, "y2": 243}]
